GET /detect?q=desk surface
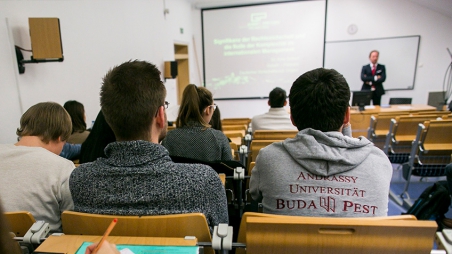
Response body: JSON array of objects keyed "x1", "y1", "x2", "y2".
[
  {"x1": 350, "y1": 104, "x2": 436, "y2": 114},
  {"x1": 350, "y1": 104, "x2": 437, "y2": 137},
  {"x1": 34, "y1": 235, "x2": 197, "y2": 253}
]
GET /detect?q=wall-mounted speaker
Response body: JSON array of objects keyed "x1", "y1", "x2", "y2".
[{"x1": 164, "y1": 61, "x2": 178, "y2": 79}]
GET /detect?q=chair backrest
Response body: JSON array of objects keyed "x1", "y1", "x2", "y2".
[
  {"x1": 223, "y1": 130, "x2": 245, "y2": 139},
  {"x1": 222, "y1": 124, "x2": 248, "y2": 132},
  {"x1": 222, "y1": 118, "x2": 251, "y2": 126},
  {"x1": 389, "y1": 97, "x2": 412, "y2": 105},
  {"x1": 421, "y1": 119, "x2": 452, "y2": 152},
  {"x1": 4, "y1": 211, "x2": 36, "y2": 237},
  {"x1": 252, "y1": 130, "x2": 297, "y2": 140},
  {"x1": 236, "y1": 212, "x2": 435, "y2": 254},
  {"x1": 393, "y1": 115, "x2": 443, "y2": 142},
  {"x1": 249, "y1": 140, "x2": 280, "y2": 164},
  {"x1": 373, "y1": 112, "x2": 412, "y2": 137},
  {"x1": 62, "y1": 211, "x2": 213, "y2": 253}
]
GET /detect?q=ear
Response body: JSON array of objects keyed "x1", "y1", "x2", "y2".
[
  {"x1": 283, "y1": 100, "x2": 287, "y2": 106},
  {"x1": 204, "y1": 106, "x2": 211, "y2": 116},
  {"x1": 155, "y1": 106, "x2": 165, "y2": 128},
  {"x1": 267, "y1": 100, "x2": 271, "y2": 106},
  {"x1": 343, "y1": 106, "x2": 351, "y2": 124}
]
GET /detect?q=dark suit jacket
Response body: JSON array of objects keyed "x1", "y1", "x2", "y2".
[{"x1": 361, "y1": 64, "x2": 386, "y2": 97}]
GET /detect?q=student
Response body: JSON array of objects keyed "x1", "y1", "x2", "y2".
[
  {"x1": 162, "y1": 84, "x2": 232, "y2": 161},
  {"x1": 251, "y1": 87, "x2": 297, "y2": 131},
  {"x1": 250, "y1": 68, "x2": 392, "y2": 217},
  {"x1": 64, "y1": 100, "x2": 90, "y2": 144},
  {"x1": 79, "y1": 110, "x2": 116, "y2": 163},
  {"x1": 69, "y1": 61, "x2": 228, "y2": 231},
  {"x1": 0, "y1": 102, "x2": 74, "y2": 232}
]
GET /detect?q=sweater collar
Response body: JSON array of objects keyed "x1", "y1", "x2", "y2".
[{"x1": 104, "y1": 140, "x2": 171, "y2": 166}]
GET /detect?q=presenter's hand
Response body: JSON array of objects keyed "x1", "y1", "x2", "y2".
[{"x1": 85, "y1": 240, "x2": 120, "y2": 254}]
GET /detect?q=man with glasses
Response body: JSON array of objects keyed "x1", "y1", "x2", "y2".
[{"x1": 69, "y1": 60, "x2": 228, "y2": 232}]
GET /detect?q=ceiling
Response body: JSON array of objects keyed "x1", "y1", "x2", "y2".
[{"x1": 188, "y1": 0, "x2": 452, "y2": 19}]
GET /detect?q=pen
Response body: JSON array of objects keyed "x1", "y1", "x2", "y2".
[{"x1": 92, "y1": 218, "x2": 118, "y2": 254}]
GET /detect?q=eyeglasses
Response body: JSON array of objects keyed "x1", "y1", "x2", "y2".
[
  {"x1": 155, "y1": 101, "x2": 170, "y2": 117},
  {"x1": 210, "y1": 104, "x2": 217, "y2": 111},
  {"x1": 163, "y1": 101, "x2": 170, "y2": 109}
]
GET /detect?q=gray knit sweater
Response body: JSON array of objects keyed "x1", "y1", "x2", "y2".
[{"x1": 69, "y1": 141, "x2": 228, "y2": 230}]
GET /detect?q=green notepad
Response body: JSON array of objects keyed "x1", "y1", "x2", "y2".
[{"x1": 75, "y1": 241, "x2": 199, "y2": 254}]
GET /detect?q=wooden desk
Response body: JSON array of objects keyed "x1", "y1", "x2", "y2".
[
  {"x1": 350, "y1": 104, "x2": 436, "y2": 138},
  {"x1": 35, "y1": 235, "x2": 197, "y2": 253}
]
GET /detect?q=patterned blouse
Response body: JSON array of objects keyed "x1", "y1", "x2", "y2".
[{"x1": 162, "y1": 122, "x2": 233, "y2": 161}]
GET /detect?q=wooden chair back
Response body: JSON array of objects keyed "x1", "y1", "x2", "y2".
[
  {"x1": 62, "y1": 211, "x2": 213, "y2": 253},
  {"x1": 229, "y1": 142, "x2": 239, "y2": 160},
  {"x1": 400, "y1": 120, "x2": 452, "y2": 197},
  {"x1": 252, "y1": 130, "x2": 297, "y2": 140},
  {"x1": 236, "y1": 212, "x2": 435, "y2": 254},
  {"x1": 249, "y1": 140, "x2": 280, "y2": 164},
  {"x1": 422, "y1": 119, "x2": 452, "y2": 152},
  {"x1": 373, "y1": 112, "x2": 411, "y2": 137},
  {"x1": 223, "y1": 130, "x2": 245, "y2": 139},
  {"x1": 4, "y1": 211, "x2": 36, "y2": 237},
  {"x1": 392, "y1": 114, "x2": 443, "y2": 143},
  {"x1": 222, "y1": 124, "x2": 248, "y2": 132},
  {"x1": 222, "y1": 118, "x2": 251, "y2": 126}
]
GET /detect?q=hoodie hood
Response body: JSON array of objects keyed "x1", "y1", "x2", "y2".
[{"x1": 282, "y1": 128, "x2": 374, "y2": 176}]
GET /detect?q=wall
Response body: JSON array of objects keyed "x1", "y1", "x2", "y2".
[
  {"x1": 0, "y1": 0, "x2": 193, "y2": 143},
  {"x1": 1, "y1": 0, "x2": 451, "y2": 143},
  {"x1": 192, "y1": 0, "x2": 452, "y2": 119}
]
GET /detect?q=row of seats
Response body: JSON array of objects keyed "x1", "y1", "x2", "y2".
[
  {"x1": 366, "y1": 110, "x2": 452, "y2": 206},
  {"x1": 5, "y1": 210, "x2": 439, "y2": 253}
]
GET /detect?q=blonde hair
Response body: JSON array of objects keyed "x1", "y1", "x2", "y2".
[
  {"x1": 16, "y1": 102, "x2": 72, "y2": 143},
  {"x1": 176, "y1": 84, "x2": 213, "y2": 128}
]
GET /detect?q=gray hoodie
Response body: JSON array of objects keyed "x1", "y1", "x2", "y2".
[{"x1": 249, "y1": 127, "x2": 392, "y2": 217}]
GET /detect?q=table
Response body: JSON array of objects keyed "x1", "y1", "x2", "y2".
[
  {"x1": 350, "y1": 104, "x2": 436, "y2": 138},
  {"x1": 34, "y1": 234, "x2": 197, "y2": 253}
]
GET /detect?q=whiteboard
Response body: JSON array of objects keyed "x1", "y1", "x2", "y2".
[{"x1": 324, "y1": 36, "x2": 420, "y2": 91}]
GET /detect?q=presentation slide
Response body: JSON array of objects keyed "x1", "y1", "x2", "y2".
[{"x1": 202, "y1": 0, "x2": 326, "y2": 99}]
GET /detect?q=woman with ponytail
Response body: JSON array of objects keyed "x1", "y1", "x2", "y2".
[{"x1": 162, "y1": 84, "x2": 232, "y2": 161}]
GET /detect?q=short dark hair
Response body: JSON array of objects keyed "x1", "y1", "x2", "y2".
[
  {"x1": 289, "y1": 68, "x2": 350, "y2": 132},
  {"x1": 63, "y1": 100, "x2": 87, "y2": 133},
  {"x1": 100, "y1": 60, "x2": 165, "y2": 141},
  {"x1": 176, "y1": 84, "x2": 213, "y2": 128},
  {"x1": 16, "y1": 102, "x2": 72, "y2": 143},
  {"x1": 269, "y1": 87, "x2": 287, "y2": 107}
]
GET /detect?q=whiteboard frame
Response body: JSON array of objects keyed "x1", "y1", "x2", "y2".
[{"x1": 324, "y1": 35, "x2": 420, "y2": 91}]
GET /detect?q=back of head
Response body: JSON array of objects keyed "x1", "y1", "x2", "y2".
[
  {"x1": 176, "y1": 84, "x2": 213, "y2": 128},
  {"x1": 100, "y1": 60, "x2": 165, "y2": 141},
  {"x1": 63, "y1": 100, "x2": 87, "y2": 133},
  {"x1": 16, "y1": 102, "x2": 72, "y2": 143},
  {"x1": 79, "y1": 110, "x2": 116, "y2": 163},
  {"x1": 269, "y1": 87, "x2": 287, "y2": 108},
  {"x1": 289, "y1": 68, "x2": 350, "y2": 132}
]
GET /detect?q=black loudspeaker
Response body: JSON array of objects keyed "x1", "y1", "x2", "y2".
[
  {"x1": 164, "y1": 61, "x2": 178, "y2": 79},
  {"x1": 15, "y1": 46, "x2": 25, "y2": 74}
]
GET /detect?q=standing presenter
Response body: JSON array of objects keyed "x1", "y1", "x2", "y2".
[{"x1": 361, "y1": 50, "x2": 386, "y2": 105}]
